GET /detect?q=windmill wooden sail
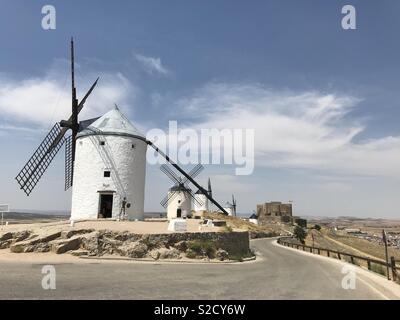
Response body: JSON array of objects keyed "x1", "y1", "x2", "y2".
[{"x1": 15, "y1": 38, "x2": 99, "y2": 195}]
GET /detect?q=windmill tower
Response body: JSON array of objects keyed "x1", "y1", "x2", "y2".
[
  {"x1": 224, "y1": 195, "x2": 237, "y2": 217},
  {"x1": 194, "y1": 189, "x2": 209, "y2": 213},
  {"x1": 194, "y1": 177, "x2": 211, "y2": 213},
  {"x1": 70, "y1": 106, "x2": 147, "y2": 220},
  {"x1": 160, "y1": 164, "x2": 204, "y2": 219}
]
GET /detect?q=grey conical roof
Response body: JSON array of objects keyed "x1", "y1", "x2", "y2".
[{"x1": 78, "y1": 106, "x2": 145, "y2": 139}]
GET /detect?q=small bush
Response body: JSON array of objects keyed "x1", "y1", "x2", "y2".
[
  {"x1": 314, "y1": 224, "x2": 321, "y2": 231},
  {"x1": 187, "y1": 240, "x2": 217, "y2": 259}
]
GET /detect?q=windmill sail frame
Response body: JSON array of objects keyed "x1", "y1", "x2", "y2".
[
  {"x1": 15, "y1": 39, "x2": 99, "y2": 196},
  {"x1": 64, "y1": 135, "x2": 73, "y2": 191},
  {"x1": 15, "y1": 123, "x2": 65, "y2": 196}
]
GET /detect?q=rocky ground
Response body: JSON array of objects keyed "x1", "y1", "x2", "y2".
[
  {"x1": 0, "y1": 214, "x2": 290, "y2": 262},
  {"x1": 0, "y1": 226, "x2": 243, "y2": 262}
]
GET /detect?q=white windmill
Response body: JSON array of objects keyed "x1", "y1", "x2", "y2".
[
  {"x1": 70, "y1": 106, "x2": 147, "y2": 220},
  {"x1": 160, "y1": 164, "x2": 204, "y2": 220},
  {"x1": 194, "y1": 178, "x2": 212, "y2": 213},
  {"x1": 223, "y1": 195, "x2": 237, "y2": 217},
  {"x1": 16, "y1": 39, "x2": 232, "y2": 221}
]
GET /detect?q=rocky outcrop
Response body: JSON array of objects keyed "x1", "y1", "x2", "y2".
[
  {"x1": 0, "y1": 230, "x2": 32, "y2": 249},
  {"x1": 50, "y1": 236, "x2": 83, "y2": 254},
  {"x1": 116, "y1": 242, "x2": 148, "y2": 258},
  {"x1": 1, "y1": 228, "x2": 251, "y2": 261},
  {"x1": 60, "y1": 229, "x2": 95, "y2": 239},
  {"x1": 10, "y1": 231, "x2": 61, "y2": 253}
]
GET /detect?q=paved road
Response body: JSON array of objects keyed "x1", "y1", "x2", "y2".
[{"x1": 0, "y1": 238, "x2": 394, "y2": 299}]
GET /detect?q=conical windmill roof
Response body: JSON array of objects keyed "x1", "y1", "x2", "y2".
[{"x1": 77, "y1": 106, "x2": 145, "y2": 139}]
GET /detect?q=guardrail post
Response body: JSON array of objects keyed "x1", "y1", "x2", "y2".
[
  {"x1": 350, "y1": 256, "x2": 355, "y2": 264},
  {"x1": 302, "y1": 245, "x2": 305, "y2": 251},
  {"x1": 337, "y1": 253, "x2": 341, "y2": 260},
  {"x1": 327, "y1": 250, "x2": 330, "y2": 257},
  {"x1": 391, "y1": 257, "x2": 397, "y2": 282},
  {"x1": 367, "y1": 260, "x2": 371, "y2": 270},
  {"x1": 317, "y1": 248, "x2": 320, "y2": 255},
  {"x1": 309, "y1": 247, "x2": 312, "y2": 253}
]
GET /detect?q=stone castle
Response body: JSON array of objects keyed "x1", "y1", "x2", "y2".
[{"x1": 256, "y1": 201, "x2": 293, "y2": 225}]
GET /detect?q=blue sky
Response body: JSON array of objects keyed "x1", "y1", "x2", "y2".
[{"x1": 1, "y1": 0, "x2": 400, "y2": 218}]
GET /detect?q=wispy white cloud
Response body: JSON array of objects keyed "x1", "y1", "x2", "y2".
[
  {"x1": 0, "y1": 60, "x2": 137, "y2": 128},
  {"x1": 135, "y1": 54, "x2": 169, "y2": 75},
  {"x1": 173, "y1": 82, "x2": 400, "y2": 178}
]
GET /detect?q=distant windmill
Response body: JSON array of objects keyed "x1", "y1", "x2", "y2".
[
  {"x1": 232, "y1": 194, "x2": 237, "y2": 217},
  {"x1": 15, "y1": 38, "x2": 99, "y2": 196},
  {"x1": 223, "y1": 195, "x2": 237, "y2": 217},
  {"x1": 160, "y1": 164, "x2": 205, "y2": 219},
  {"x1": 194, "y1": 177, "x2": 212, "y2": 213}
]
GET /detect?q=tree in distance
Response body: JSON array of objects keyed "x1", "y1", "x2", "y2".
[{"x1": 294, "y1": 226, "x2": 307, "y2": 244}]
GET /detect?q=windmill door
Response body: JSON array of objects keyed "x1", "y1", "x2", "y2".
[{"x1": 99, "y1": 194, "x2": 113, "y2": 218}]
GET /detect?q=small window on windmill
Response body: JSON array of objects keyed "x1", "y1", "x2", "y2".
[
  {"x1": 131, "y1": 144, "x2": 136, "y2": 149},
  {"x1": 100, "y1": 141, "x2": 105, "y2": 146},
  {"x1": 104, "y1": 170, "x2": 111, "y2": 178}
]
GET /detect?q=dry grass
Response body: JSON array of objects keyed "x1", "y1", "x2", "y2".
[
  {"x1": 304, "y1": 227, "x2": 400, "y2": 273},
  {"x1": 328, "y1": 232, "x2": 400, "y2": 261},
  {"x1": 203, "y1": 212, "x2": 291, "y2": 235}
]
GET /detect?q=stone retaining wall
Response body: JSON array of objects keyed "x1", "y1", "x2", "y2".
[{"x1": 141, "y1": 231, "x2": 250, "y2": 256}]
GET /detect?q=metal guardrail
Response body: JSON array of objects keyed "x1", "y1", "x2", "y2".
[{"x1": 277, "y1": 237, "x2": 399, "y2": 282}]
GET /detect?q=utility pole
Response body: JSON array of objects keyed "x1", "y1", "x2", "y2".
[{"x1": 383, "y1": 229, "x2": 391, "y2": 280}]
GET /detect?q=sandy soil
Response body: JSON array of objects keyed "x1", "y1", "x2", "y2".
[{"x1": 0, "y1": 250, "x2": 85, "y2": 264}]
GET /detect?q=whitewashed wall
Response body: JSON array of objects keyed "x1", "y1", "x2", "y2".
[
  {"x1": 224, "y1": 207, "x2": 233, "y2": 216},
  {"x1": 70, "y1": 134, "x2": 147, "y2": 221},
  {"x1": 194, "y1": 194, "x2": 208, "y2": 212},
  {"x1": 167, "y1": 190, "x2": 191, "y2": 219}
]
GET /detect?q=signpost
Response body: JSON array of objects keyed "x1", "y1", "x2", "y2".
[{"x1": 0, "y1": 204, "x2": 9, "y2": 228}]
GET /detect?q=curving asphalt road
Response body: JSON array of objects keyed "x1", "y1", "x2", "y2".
[{"x1": 0, "y1": 238, "x2": 398, "y2": 299}]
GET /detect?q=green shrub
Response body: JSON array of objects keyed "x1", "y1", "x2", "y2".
[
  {"x1": 187, "y1": 240, "x2": 217, "y2": 259},
  {"x1": 314, "y1": 224, "x2": 321, "y2": 231},
  {"x1": 294, "y1": 226, "x2": 307, "y2": 244},
  {"x1": 295, "y1": 218, "x2": 307, "y2": 228}
]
